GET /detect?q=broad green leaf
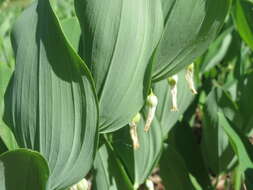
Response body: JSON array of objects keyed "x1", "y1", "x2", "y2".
[
  {"x1": 4, "y1": 1, "x2": 98, "y2": 189},
  {"x1": 61, "y1": 17, "x2": 81, "y2": 51},
  {"x1": 152, "y1": 0, "x2": 230, "y2": 81},
  {"x1": 232, "y1": 0, "x2": 253, "y2": 51},
  {"x1": 75, "y1": 0, "x2": 163, "y2": 132},
  {"x1": 112, "y1": 114, "x2": 163, "y2": 188},
  {"x1": 201, "y1": 88, "x2": 236, "y2": 175},
  {"x1": 93, "y1": 144, "x2": 133, "y2": 190},
  {"x1": 168, "y1": 125, "x2": 212, "y2": 189},
  {"x1": 0, "y1": 149, "x2": 49, "y2": 190},
  {"x1": 159, "y1": 144, "x2": 196, "y2": 190},
  {"x1": 219, "y1": 113, "x2": 253, "y2": 190},
  {"x1": 154, "y1": 69, "x2": 194, "y2": 138}
]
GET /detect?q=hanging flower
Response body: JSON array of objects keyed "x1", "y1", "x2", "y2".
[
  {"x1": 185, "y1": 63, "x2": 197, "y2": 94},
  {"x1": 129, "y1": 113, "x2": 141, "y2": 150},
  {"x1": 168, "y1": 75, "x2": 179, "y2": 112},
  {"x1": 70, "y1": 178, "x2": 89, "y2": 190},
  {"x1": 144, "y1": 92, "x2": 158, "y2": 132}
]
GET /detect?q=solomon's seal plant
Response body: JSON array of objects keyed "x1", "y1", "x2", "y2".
[{"x1": 4, "y1": 0, "x2": 253, "y2": 190}]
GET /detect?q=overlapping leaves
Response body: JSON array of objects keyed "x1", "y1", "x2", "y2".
[{"x1": 75, "y1": 0, "x2": 163, "y2": 133}]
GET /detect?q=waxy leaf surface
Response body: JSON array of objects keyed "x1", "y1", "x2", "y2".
[
  {"x1": 0, "y1": 149, "x2": 49, "y2": 190},
  {"x1": 152, "y1": 0, "x2": 230, "y2": 81},
  {"x1": 75, "y1": 0, "x2": 163, "y2": 132},
  {"x1": 4, "y1": 1, "x2": 98, "y2": 189}
]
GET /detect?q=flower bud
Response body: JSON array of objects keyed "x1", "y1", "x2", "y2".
[
  {"x1": 185, "y1": 63, "x2": 197, "y2": 94},
  {"x1": 168, "y1": 75, "x2": 179, "y2": 112},
  {"x1": 129, "y1": 113, "x2": 141, "y2": 150},
  {"x1": 144, "y1": 92, "x2": 158, "y2": 132}
]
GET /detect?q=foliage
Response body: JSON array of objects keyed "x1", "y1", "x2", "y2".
[{"x1": 0, "y1": 0, "x2": 253, "y2": 189}]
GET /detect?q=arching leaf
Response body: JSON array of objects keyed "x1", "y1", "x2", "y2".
[
  {"x1": 152, "y1": 0, "x2": 230, "y2": 81},
  {"x1": 75, "y1": 0, "x2": 163, "y2": 132},
  {"x1": 232, "y1": 0, "x2": 253, "y2": 51},
  {"x1": 4, "y1": 1, "x2": 98, "y2": 189}
]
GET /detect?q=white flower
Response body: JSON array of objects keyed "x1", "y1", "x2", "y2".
[
  {"x1": 185, "y1": 63, "x2": 197, "y2": 94},
  {"x1": 168, "y1": 75, "x2": 179, "y2": 112},
  {"x1": 129, "y1": 113, "x2": 141, "y2": 150},
  {"x1": 146, "y1": 179, "x2": 155, "y2": 190},
  {"x1": 144, "y1": 92, "x2": 158, "y2": 132},
  {"x1": 70, "y1": 178, "x2": 89, "y2": 190}
]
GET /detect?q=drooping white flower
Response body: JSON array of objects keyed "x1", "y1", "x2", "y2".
[
  {"x1": 70, "y1": 178, "x2": 89, "y2": 190},
  {"x1": 146, "y1": 179, "x2": 155, "y2": 190},
  {"x1": 144, "y1": 92, "x2": 158, "y2": 132},
  {"x1": 168, "y1": 75, "x2": 179, "y2": 112},
  {"x1": 185, "y1": 63, "x2": 197, "y2": 94},
  {"x1": 129, "y1": 113, "x2": 141, "y2": 150}
]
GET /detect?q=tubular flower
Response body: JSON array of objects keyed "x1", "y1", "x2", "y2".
[
  {"x1": 146, "y1": 179, "x2": 155, "y2": 190},
  {"x1": 70, "y1": 178, "x2": 89, "y2": 190},
  {"x1": 185, "y1": 63, "x2": 197, "y2": 94},
  {"x1": 144, "y1": 92, "x2": 158, "y2": 132},
  {"x1": 168, "y1": 75, "x2": 179, "y2": 112},
  {"x1": 129, "y1": 113, "x2": 141, "y2": 150}
]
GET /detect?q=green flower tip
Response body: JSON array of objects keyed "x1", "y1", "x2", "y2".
[
  {"x1": 132, "y1": 112, "x2": 141, "y2": 124},
  {"x1": 147, "y1": 92, "x2": 158, "y2": 107}
]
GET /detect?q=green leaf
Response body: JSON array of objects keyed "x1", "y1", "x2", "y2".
[
  {"x1": 159, "y1": 144, "x2": 196, "y2": 190},
  {"x1": 201, "y1": 88, "x2": 236, "y2": 175},
  {"x1": 4, "y1": 1, "x2": 98, "y2": 189},
  {"x1": 0, "y1": 149, "x2": 50, "y2": 190},
  {"x1": 237, "y1": 72, "x2": 253, "y2": 133},
  {"x1": 200, "y1": 27, "x2": 234, "y2": 73},
  {"x1": 112, "y1": 114, "x2": 163, "y2": 188},
  {"x1": 152, "y1": 0, "x2": 230, "y2": 81},
  {"x1": 219, "y1": 113, "x2": 253, "y2": 190},
  {"x1": 0, "y1": 62, "x2": 12, "y2": 118},
  {"x1": 110, "y1": 69, "x2": 193, "y2": 187},
  {"x1": 93, "y1": 144, "x2": 133, "y2": 190},
  {"x1": 232, "y1": 0, "x2": 253, "y2": 51},
  {"x1": 153, "y1": 69, "x2": 194, "y2": 137},
  {"x1": 0, "y1": 122, "x2": 18, "y2": 151},
  {"x1": 75, "y1": 0, "x2": 163, "y2": 132},
  {"x1": 0, "y1": 62, "x2": 18, "y2": 151},
  {"x1": 168, "y1": 125, "x2": 212, "y2": 189},
  {"x1": 61, "y1": 17, "x2": 81, "y2": 52}
]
